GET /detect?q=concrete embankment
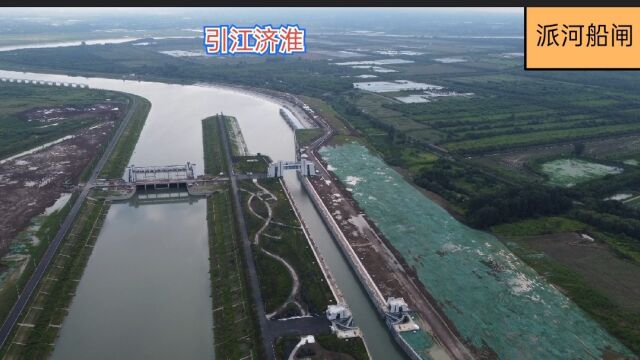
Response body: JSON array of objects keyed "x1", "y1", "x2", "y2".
[
  {"x1": 280, "y1": 178, "x2": 343, "y2": 304},
  {"x1": 299, "y1": 175, "x2": 387, "y2": 312},
  {"x1": 280, "y1": 108, "x2": 303, "y2": 131},
  {"x1": 286, "y1": 96, "x2": 433, "y2": 360},
  {"x1": 0, "y1": 94, "x2": 146, "y2": 353},
  {"x1": 300, "y1": 168, "x2": 443, "y2": 360}
]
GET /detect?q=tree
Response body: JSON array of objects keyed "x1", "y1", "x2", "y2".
[{"x1": 469, "y1": 206, "x2": 501, "y2": 227}]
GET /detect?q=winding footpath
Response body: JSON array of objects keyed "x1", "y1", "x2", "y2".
[
  {"x1": 243, "y1": 186, "x2": 305, "y2": 319},
  {"x1": 219, "y1": 117, "x2": 331, "y2": 358}
]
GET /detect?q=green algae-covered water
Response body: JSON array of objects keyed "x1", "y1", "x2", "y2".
[
  {"x1": 400, "y1": 328, "x2": 434, "y2": 360},
  {"x1": 541, "y1": 158, "x2": 623, "y2": 187},
  {"x1": 319, "y1": 143, "x2": 632, "y2": 359}
]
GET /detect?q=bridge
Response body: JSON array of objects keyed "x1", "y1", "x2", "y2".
[
  {"x1": 267, "y1": 159, "x2": 316, "y2": 178},
  {"x1": 127, "y1": 162, "x2": 197, "y2": 189},
  {"x1": 0, "y1": 77, "x2": 88, "y2": 88}
]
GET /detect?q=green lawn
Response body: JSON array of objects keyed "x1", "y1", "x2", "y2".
[
  {"x1": 201, "y1": 115, "x2": 229, "y2": 176},
  {"x1": 296, "y1": 128, "x2": 324, "y2": 147},
  {"x1": 99, "y1": 95, "x2": 150, "y2": 178}
]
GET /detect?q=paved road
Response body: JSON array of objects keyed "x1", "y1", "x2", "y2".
[
  {"x1": 218, "y1": 117, "x2": 275, "y2": 359},
  {"x1": 218, "y1": 118, "x2": 330, "y2": 359},
  {"x1": 0, "y1": 96, "x2": 142, "y2": 349},
  {"x1": 268, "y1": 317, "x2": 331, "y2": 339}
]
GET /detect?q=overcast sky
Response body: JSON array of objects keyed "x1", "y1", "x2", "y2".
[{"x1": 1, "y1": 7, "x2": 524, "y2": 17}]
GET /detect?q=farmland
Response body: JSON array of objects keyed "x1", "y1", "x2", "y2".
[
  {"x1": 0, "y1": 23, "x2": 639, "y2": 356},
  {"x1": 0, "y1": 82, "x2": 128, "y2": 159}
]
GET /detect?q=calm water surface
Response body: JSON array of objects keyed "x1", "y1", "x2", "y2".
[{"x1": 0, "y1": 70, "x2": 402, "y2": 359}]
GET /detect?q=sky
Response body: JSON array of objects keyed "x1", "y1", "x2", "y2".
[{"x1": 1, "y1": 7, "x2": 524, "y2": 17}]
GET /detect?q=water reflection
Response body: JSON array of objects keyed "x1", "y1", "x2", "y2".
[
  {"x1": 51, "y1": 197, "x2": 213, "y2": 360},
  {"x1": 0, "y1": 69, "x2": 403, "y2": 360}
]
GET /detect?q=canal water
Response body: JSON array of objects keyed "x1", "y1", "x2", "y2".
[
  {"x1": 319, "y1": 142, "x2": 632, "y2": 359},
  {"x1": 0, "y1": 70, "x2": 403, "y2": 359}
]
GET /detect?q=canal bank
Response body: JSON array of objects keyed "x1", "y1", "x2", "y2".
[
  {"x1": 0, "y1": 69, "x2": 407, "y2": 360},
  {"x1": 318, "y1": 142, "x2": 633, "y2": 359},
  {"x1": 0, "y1": 93, "x2": 149, "y2": 358},
  {"x1": 300, "y1": 156, "x2": 463, "y2": 360}
]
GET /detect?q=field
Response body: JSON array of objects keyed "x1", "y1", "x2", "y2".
[
  {"x1": 201, "y1": 115, "x2": 229, "y2": 176},
  {"x1": 201, "y1": 116, "x2": 261, "y2": 359},
  {"x1": 1, "y1": 28, "x2": 640, "y2": 356},
  {"x1": 469, "y1": 134, "x2": 640, "y2": 184},
  {"x1": 207, "y1": 190, "x2": 261, "y2": 359},
  {"x1": 99, "y1": 96, "x2": 151, "y2": 178},
  {"x1": 0, "y1": 83, "x2": 128, "y2": 159},
  {"x1": 493, "y1": 217, "x2": 640, "y2": 352}
]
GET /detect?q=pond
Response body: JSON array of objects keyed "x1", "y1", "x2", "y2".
[{"x1": 541, "y1": 158, "x2": 623, "y2": 187}]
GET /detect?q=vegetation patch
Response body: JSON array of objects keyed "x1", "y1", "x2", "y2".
[
  {"x1": 234, "y1": 155, "x2": 269, "y2": 175},
  {"x1": 314, "y1": 333, "x2": 369, "y2": 360},
  {"x1": 0, "y1": 83, "x2": 128, "y2": 159},
  {"x1": 207, "y1": 190, "x2": 261, "y2": 359},
  {"x1": 99, "y1": 95, "x2": 151, "y2": 178},
  {"x1": 241, "y1": 177, "x2": 334, "y2": 317},
  {"x1": 0, "y1": 198, "x2": 108, "y2": 359},
  {"x1": 296, "y1": 128, "x2": 324, "y2": 148},
  {"x1": 492, "y1": 216, "x2": 587, "y2": 237},
  {"x1": 201, "y1": 116, "x2": 262, "y2": 359},
  {"x1": 275, "y1": 333, "x2": 369, "y2": 360},
  {"x1": 540, "y1": 158, "x2": 624, "y2": 188},
  {"x1": 494, "y1": 216, "x2": 640, "y2": 352},
  {"x1": 201, "y1": 115, "x2": 229, "y2": 176}
]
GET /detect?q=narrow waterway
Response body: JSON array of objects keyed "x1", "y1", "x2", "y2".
[
  {"x1": 283, "y1": 172, "x2": 405, "y2": 360},
  {"x1": 0, "y1": 69, "x2": 403, "y2": 359}
]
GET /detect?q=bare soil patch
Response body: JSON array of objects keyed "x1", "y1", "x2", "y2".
[
  {"x1": 19, "y1": 103, "x2": 123, "y2": 124},
  {"x1": 0, "y1": 119, "x2": 117, "y2": 253}
]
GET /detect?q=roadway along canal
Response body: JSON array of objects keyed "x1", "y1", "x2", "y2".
[{"x1": 0, "y1": 69, "x2": 404, "y2": 360}]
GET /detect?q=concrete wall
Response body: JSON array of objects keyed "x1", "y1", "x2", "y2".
[{"x1": 299, "y1": 173, "x2": 425, "y2": 360}]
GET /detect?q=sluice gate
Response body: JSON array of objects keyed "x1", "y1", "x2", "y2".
[{"x1": 128, "y1": 162, "x2": 196, "y2": 190}]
